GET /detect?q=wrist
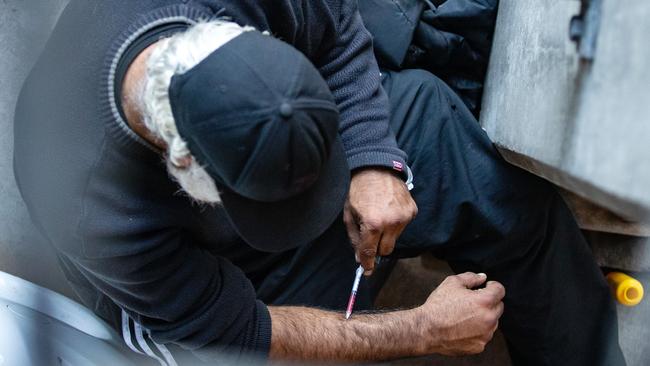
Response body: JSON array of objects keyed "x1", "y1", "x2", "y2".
[
  {"x1": 345, "y1": 151, "x2": 408, "y2": 181},
  {"x1": 410, "y1": 306, "x2": 441, "y2": 356},
  {"x1": 351, "y1": 166, "x2": 403, "y2": 181},
  {"x1": 379, "y1": 307, "x2": 430, "y2": 357},
  {"x1": 351, "y1": 166, "x2": 413, "y2": 191}
]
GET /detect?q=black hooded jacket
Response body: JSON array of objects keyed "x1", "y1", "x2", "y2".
[{"x1": 359, "y1": 0, "x2": 499, "y2": 115}]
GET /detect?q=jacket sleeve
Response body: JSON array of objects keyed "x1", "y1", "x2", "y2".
[
  {"x1": 71, "y1": 216, "x2": 271, "y2": 361},
  {"x1": 317, "y1": 0, "x2": 409, "y2": 176}
]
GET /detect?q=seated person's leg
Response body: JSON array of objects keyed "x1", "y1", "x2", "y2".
[
  {"x1": 253, "y1": 218, "x2": 374, "y2": 312},
  {"x1": 381, "y1": 69, "x2": 625, "y2": 366}
]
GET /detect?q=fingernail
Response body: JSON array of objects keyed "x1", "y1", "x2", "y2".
[
  {"x1": 478, "y1": 273, "x2": 487, "y2": 277},
  {"x1": 364, "y1": 270, "x2": 373, "y2": 276},
  {"x1": 355, "y1": 254, "x2": 360, "y2": 263}
]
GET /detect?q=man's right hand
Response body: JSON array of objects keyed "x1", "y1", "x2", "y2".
[{"x1": 416, "y1": 272, "x2": 506, "y2": 356}]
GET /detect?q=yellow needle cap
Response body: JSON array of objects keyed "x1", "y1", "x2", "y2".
[{"x1": 607, "y1": 272, "x2": 644, "y2": 307}]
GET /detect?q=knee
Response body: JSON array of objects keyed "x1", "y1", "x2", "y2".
[
  {"x1": 400, "y1": 69, "x2": 444, "y2": 92},
  {"x1": 398, "y1": 69, "x2": 462, "y2": 107}
]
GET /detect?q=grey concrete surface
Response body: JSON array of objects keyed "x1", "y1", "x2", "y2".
[
  {"x1": 561, "y1": 190, "x2": 650, "y2": 238},
  {"x1": 0, "y1": 0, "x2": 72, "y2": 296},
  {"x1": 616, "y1": 271, "x2": 650, "y2": 366},
  {"x1": 481, "y1": 0, "x2": 650, "y2": 222},
  {"x1": 587, "y1": 231, "x2": 650, "y2": 272},
  {"x1": 479, "y1": 2, "x2": 650, "y2": 363}
]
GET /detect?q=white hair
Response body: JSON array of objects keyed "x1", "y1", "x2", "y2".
[{"x1": 142, "y1": 20, "x2": 255, "y2": 203}]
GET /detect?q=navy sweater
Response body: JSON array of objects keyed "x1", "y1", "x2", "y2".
[{"x1": 13, "y1": 0, "x2": 406, "y2": 360}]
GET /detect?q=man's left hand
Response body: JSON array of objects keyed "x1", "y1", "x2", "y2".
[{"x1": 344, "y1": 168, "x2": 418, "y2": 275}]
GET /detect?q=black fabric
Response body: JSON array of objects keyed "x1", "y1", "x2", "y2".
[
  {"x1": 358, "y1": 0, "x2": 425, "y2": 69},
  {"x1": 359, "y1": 0, "x2": 499, "y2": 115},
  {"x1": 169, "y1": 31, "x2": 349, "y2": 252}
]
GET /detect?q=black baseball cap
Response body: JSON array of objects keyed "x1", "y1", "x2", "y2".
[{"x1": 168, "y1": 31, "x2": 349, "y2": 252}]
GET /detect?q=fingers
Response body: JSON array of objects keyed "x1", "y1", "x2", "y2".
[
  {"x1": 483, "y1": 281, "x2": 506, "y2": 302},
  {"x1": 486, "y1": 302, "x2": 504, "y2": 336},
  {"x1": 344, "y1": 206, "x2": 387, "y2": 273},
  {"x1": 378, "y1": 229, "x2": 400, "y2": 257},
  {"x1": 343, "y1": 206, "x2": 360, "y2": 251},
  {"x1": 358, "y1": 221, "x2": 381, "y2": 274},
  {"x1": 345, "y1": 169, "x2": 419, "y2": 275},
  {"x1": 359, "y1": 216, "x2": 409, "y2": 273},
  {"x1": 494, "y1": 301, "x2": 504, "y2": 318},
  {"x1": 490, "y1": 320, "x2": 500, "y2": 335},
  {"x1": 453, "y1": 272, "x2": 488, "y2": 289}
]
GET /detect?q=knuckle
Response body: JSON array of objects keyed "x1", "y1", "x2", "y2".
[
  {"x1": 475, "y1": 294, "x2": 492, "y2": 307},
  {"x1": 489, "y1": 280, "x2": 504, "y2": 291},
  {"x1": 483, "y1": 330, "x2": 494, "y2": 340},
  {"x1": 363, "y1": 221, "x2": 382, "y2": 234},
  {"x1": 412, "y1": 204, "x2": 419, "y2": 216},
  {"x1": 444, "y1": 275, "x2": 459, "y2": 285},
  {"x1": 487, "y1": 292, "x2": 501, "y2": 304},
  {"x1": 361, "y1": 247, "x2": 377, "y2": 258},
  {"x1": 488, "y1": 291, "x2": 502, "y2": 304},
  {"x1": 485, "y1": 292, "x2": 499, "y2": 305},
  {"x1": 389, "y1": 217, "x2": 404, "y2": 228},
  {"x1": 479, "y1": 343, "x2": 487, "y2": 353},
  {"x1": 482, "y1": 329, "x2": 495, "y2": 344},
  {"x1": 490, "y1": 281, "x2": 506, "y2": 291},
  {"x1": 498, "y1": 284, "x2": 507, "y2": 297},
  {"x1": 470, "y1": 343, "x2": 485, "y2": 354},
  {"x1": 484, "y1": 312, "x2": 499, "y2": 326},
  {"x1": 477, "y1": 340, "x2": 488, "y2": 352}
]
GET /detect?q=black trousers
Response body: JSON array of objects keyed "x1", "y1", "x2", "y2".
[{"x1": 258, "y1": 69, "x2": 625, "y2": 366}]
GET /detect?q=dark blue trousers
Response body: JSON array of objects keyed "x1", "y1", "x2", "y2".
[{"x1": 258, "y1": 69, "x2": 625, "y2": 366}]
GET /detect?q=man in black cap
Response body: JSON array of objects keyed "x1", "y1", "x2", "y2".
[{"x1": 14, "y1": 1, "x2": 623, "y2": 365}]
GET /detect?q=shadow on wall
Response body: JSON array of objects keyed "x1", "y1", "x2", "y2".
[{"x1": 0, "y1": 0, "x2": 72, "y2": 297}]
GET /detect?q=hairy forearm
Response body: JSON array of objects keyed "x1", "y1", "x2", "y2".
[{"x1": 268, "y1": 306, "x2": 425, "y2": 362}]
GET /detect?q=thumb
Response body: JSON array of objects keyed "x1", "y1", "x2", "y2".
[{"x1": 453, "y1": 272, "x2": 488, "y2": 289}]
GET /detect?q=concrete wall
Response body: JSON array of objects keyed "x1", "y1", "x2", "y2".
[
  {"x1": 0, "y1": 0, "x2": 71, "y2": 296},
  {"x1": 481, "y1": 0, "x2": 650, "y2": 222},
  {"x1": 480, "y1": 3, "x2": 650, "y2": 364}
]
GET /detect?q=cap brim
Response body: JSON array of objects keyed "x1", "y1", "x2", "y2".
[{"x1": 217, "y1": 137, "x2": 350, "y2": 252}]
